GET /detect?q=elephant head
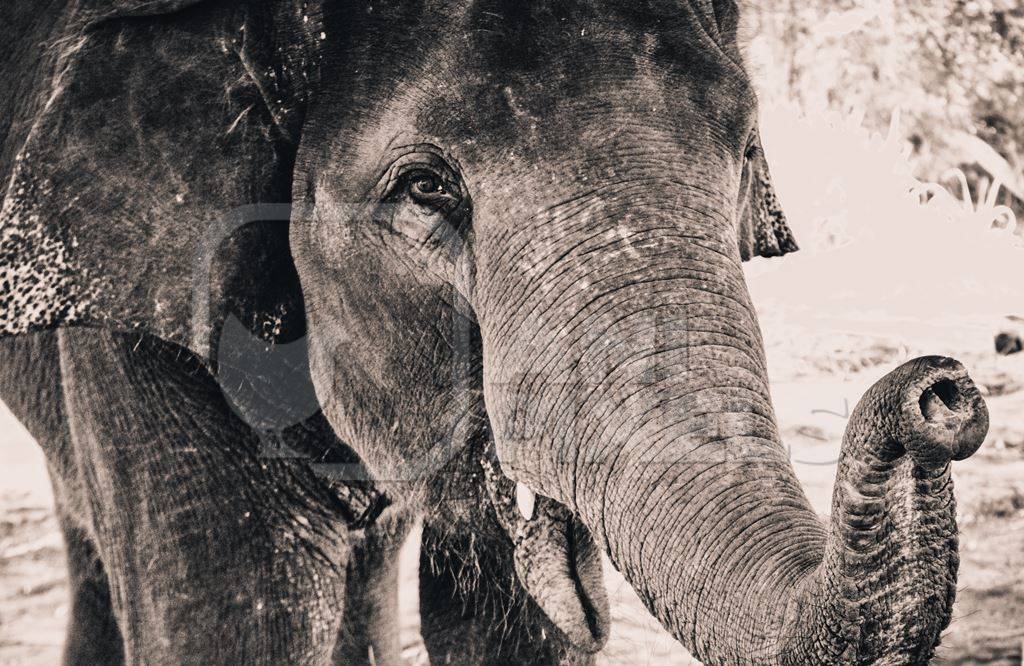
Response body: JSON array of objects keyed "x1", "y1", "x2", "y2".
[{"x1": 1, "y1": 0, "x2": 987, "y2": 663}]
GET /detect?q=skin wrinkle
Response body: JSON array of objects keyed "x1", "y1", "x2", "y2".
[
  {"x1": 483, "y1": 176, "x2": 741, "y2": 323},
  {"x1": 598, "y1": 418, "x2": 778, "y2": 489},
  {"x1": 629, "y1": 456, "x2": 799, "y2": 606},
  {"x1": 561, "y1": 348, "x2": 774, "y2": 440},
  {"x1": 490, "y1": 225, "x2": 613, "y2": 345},
  {"x1": 693, "y1": 499, "x2": 817, "y2": 632},
  {"x1": 501, "y1": 254, "x2": 749, "y2": 397},
  {"x1": 563, "y1": 360, "x2": 775, "y2": 513},
  {"x1": 554, "y1": 352, "x2": 772, "y2": 509},
  {"x1": 687, "y1": 520, "x2": 795, "y2": 650},
  {"x1": 487, "y1": 205, "x2": 695, "y2": 329},
  {"x1": 638, "y1": 454, "x2": 804, "y2": 571},
  {"x1": 628, "y1": 383, "x2": 777, "y2": 443},
  {"x1": 516, "y1": 293, "x2": 765, "y2": 428},
  {"x1": 629, "y1": 428, "x2": 788, "y2": 561},
  {"x1": 618, "y1": 419, "x2": 782, "y2": 514},
  {"x1": 568, "y1": 144, "x2": 699, "y2": 173},
  {"x1": 580, "y1": 382, "x2": 777, "y2": 494},
  {"x1": 549, "y1": 321, "x2": 769, "y2": 415},
  {"x1": 507, "y1": 270, "x2": 760, "y2": 383},
  {"x1": 552, "y1": 353, "x2": 776, "y2": 475},
  {"x1": 564, "y1": 109, "x2": 746, "y2": 186},
  {"x1": 735, "y1": 536, "x2": 825, "y2": 634},
  {"x1": 613, "y1": 163, "x2": 736, "y2": 203},
  {"x1": 578, "y1": 226, "x2": 705, "y2": 256},
  {"x1": 573, "y1": 321, "x2": 765, "y2": 383},
  {"x1": 676, "y1": 1, "x2": 752, "y2": 92},
  {"x1": 557, "y1": 257, "x2": 748, "y2": 310},
  {"x1": 655, "y1": 491, "x2": 782, "y2": 651},
  {"x1": 595, "y1": 409, "x2": 782, "y2": 559},
  {"x1": 483, "y1": 226, "x2": 604, "y2": 339},
  {"x1": 573, "y1": 389, "x2": 741, "y2": 508},
  {"x1": 507, "y1": 265, "x2": 754, "y2": 366},
  {"x1": 485, "y1": 218, "x2": 729, "y2": 350},
  {"x1": 693, "y1": 518, "x2": 798, "y2": 649}
]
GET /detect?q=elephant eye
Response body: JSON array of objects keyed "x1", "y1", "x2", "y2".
[
  {"x1": 378, "y1": 164, "x2": 471, "y2": 249},
  {"x1": 743, "y1": 133, "x2": 762, "y2": 162},
  {"x1": 406, "y1": 171, "x2": 460, "y2": 211},
  {"x1": 375, "y1": 151, "x2": 471, "y2": 249}
]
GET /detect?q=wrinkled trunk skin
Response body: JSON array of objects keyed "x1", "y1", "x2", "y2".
[
  {"x1": 479, "y1": 208, "x2": 987, "y2": 665},
  {"x1": 778, "y1": 356, "x2": 985, "y2": 664}
]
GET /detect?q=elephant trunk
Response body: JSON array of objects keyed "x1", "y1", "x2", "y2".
[
  {"x1": 778, "y1": 355, "x2": 987, "y2": 663},
  {"x1": 579, "y1": 356, "x2": 985, "y2": 665},
  {"x1": 480, "y1": 213, "x2": 987, "y2": 663}
]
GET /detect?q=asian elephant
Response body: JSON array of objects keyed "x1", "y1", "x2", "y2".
[{"x1": 0, "y1": 1, "x2": 988, "y2": 665}]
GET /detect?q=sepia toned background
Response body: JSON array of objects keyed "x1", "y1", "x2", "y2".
[{"x1": 2, "y1": 2, "x2": 1022, "y2": 663}]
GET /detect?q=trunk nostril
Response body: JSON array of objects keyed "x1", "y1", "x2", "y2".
[
  {"x1": 893, "y1": 357, "x2": 989, "y2": 465},
  {"x1": 919, "y1": 378, "x2": 960, "y2": 421}
]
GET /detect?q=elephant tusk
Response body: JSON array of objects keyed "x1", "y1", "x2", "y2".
[{"x1": 516, "y1": 482, "x2": 536, "y2": 521}]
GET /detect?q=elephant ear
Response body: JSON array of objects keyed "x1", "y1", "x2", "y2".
[
  {"x1": 737, "y1": 130, "x2": 799, "y2": 261},
  {"x1": 0, "y1": 0, "x2": 324, "y2": 359}
]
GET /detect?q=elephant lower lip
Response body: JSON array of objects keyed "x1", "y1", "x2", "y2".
[
  {"x1": 561, "y1": 515, "x2": 610, "y2": 647},
  {"x1": 479, "y1": 448, "x2": 611, "y2": 652},
  {"x1": 511, "y1": 497, "x2": 610, "y2": 652}
]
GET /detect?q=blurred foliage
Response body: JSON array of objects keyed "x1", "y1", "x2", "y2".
[{"x1": 743, "y1": 0, "x2": 1024, "y2": 216}]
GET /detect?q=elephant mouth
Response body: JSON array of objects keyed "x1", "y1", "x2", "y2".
[{"x1": 480, "y1": 447, "x2": 610, "y2": 653}]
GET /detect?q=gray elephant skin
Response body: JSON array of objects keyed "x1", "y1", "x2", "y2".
[{"x1": 0, "y1": 1, "x2": 989, "y2": 665}]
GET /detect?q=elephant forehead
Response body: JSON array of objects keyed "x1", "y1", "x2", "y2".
[
  {"x1": 420, "y1": 5, "x2": 753, "y2": 149},
  {"x1": 315, "y1": 1, "x2": 753, "y2": 163}
]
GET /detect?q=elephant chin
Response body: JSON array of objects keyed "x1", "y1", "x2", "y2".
[{"x1": 480, "y1": 447, "x2": 610, "y2": 653}]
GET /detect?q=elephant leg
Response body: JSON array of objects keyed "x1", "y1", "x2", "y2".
[
  {"x1": 55, "y1": 508, "x2": 124, "y2": 665},
  {"x1": 57, "y1": 329, "x2": 352, "y2": 664},
  {"x1": 0, "y1": 333, "x2": 124, "y2": 663},
  {"x1": 418, "y1": 519, "x2": 593, "y2": 666},
  {"x1": 332, "y1": 513, "x2": 413, "y2": 665}
]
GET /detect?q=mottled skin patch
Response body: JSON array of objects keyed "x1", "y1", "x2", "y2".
[
  {"x1": 0, "y1": 156, "x2": 94, "y2": 334},
  {"x1": 752, "y1": 154, "x2": 798, "y2": 257},
  {"x1": 737, "y1": 130, "x2": 798, "y2": 260}
]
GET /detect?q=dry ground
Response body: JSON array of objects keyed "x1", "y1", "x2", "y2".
[{"x1": 1, "y1": 319, "x2": 1022, "y2": 664}]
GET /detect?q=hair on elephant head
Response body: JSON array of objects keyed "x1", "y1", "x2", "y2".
[{"x1": 2, "y1": 1, "x2": 986, "y2": 664}]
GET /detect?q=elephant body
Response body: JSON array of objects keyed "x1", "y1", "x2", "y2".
[{"x1": 0, "y1": 1, "x2": 988, "y2": 664}]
